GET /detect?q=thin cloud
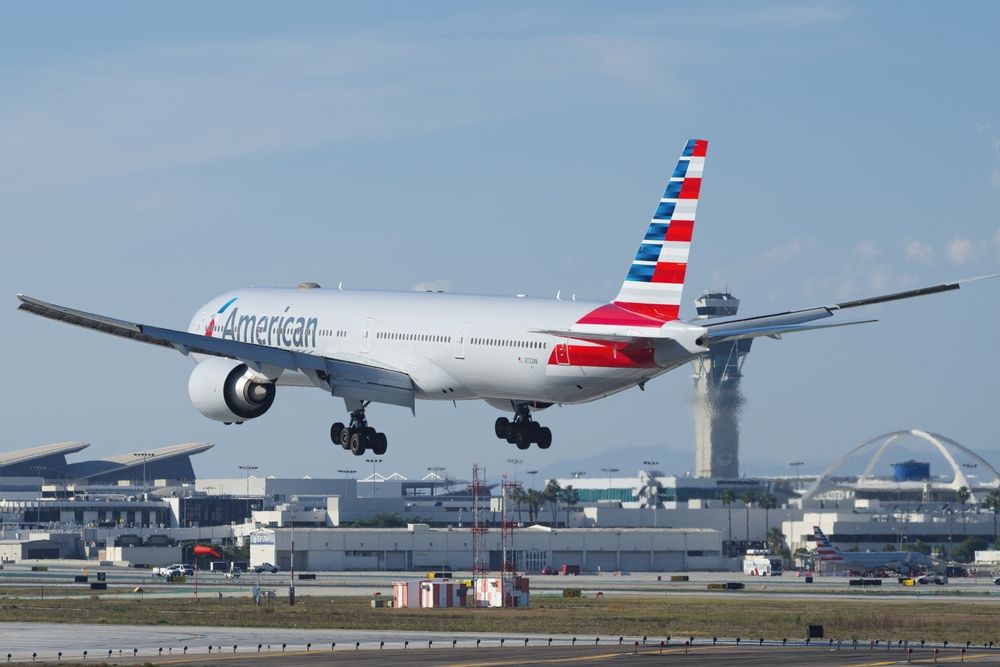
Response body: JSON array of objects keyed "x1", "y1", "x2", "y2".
[
  {"x1": 0, "y1": 33, "x2": 689, "y2": 195},
  {"x1": 763, "y1": 239, "x2": 803, "y2": 263},
  {"x1": 944, "y1": 237, "x2": 976, "y2": 265},
  {"x1": 853, "y1": 240, "x2": 880, "y2": 260},
  {"x1": 903, "y1": 240, "x2": 935, "y2": 262}
]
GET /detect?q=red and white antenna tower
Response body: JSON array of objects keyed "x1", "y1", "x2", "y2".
[
  {"x1": 500, "y1": 476, "x2": 521, "y2": 607},
  {"x1": 468, "y1": 464, "x2": 488, "y2": 606}
]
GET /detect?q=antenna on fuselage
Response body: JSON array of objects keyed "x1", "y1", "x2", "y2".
[
  {"x1": 338, "y1": 281, "x2": 343, "y2": 291},
  {"x1": 556, "y1": 290, "x2": 562, "y2": 301}
]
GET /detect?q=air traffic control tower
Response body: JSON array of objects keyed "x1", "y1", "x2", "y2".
[{"x1": 691, "y1": 291, "x2": 752, "y2": 478}]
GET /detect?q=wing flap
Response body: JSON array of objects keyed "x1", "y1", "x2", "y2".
[
  {"x1": 17, "y1": 294, "x2": 414, "y2": 409},
  {"x1": 706, "y1": 319, "x2": 877, "y2": 344}
]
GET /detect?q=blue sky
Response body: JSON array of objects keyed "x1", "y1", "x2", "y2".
[{"x1": 2, "y1": 2, "x2": 998, "y2": 483}]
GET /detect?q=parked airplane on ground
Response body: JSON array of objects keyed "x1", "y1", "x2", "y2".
[
  {"x1": 813, "y1": 526, "x2": 935, "y2": 574},
  {"x1": 16, "y1": 139, "x2": 992, "y2": 457}
]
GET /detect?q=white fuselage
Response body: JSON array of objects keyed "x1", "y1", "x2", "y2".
[{"x1": 189, "y1": 287, "x2": 698, "y2": 408}]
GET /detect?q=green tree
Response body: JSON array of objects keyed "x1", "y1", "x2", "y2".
[
  {"x1": 758, "y1": 492, "x2": 777, "y2": 533},
  {"x1": 982, "y1": 489, "x2": 1000, "y2": 546},
  {"x1": 525, "y1": 489, "x2": 545, "y2": 523},
  {"x1": 901, "y1": 540, "x2": 932, "y2": 555},
  {"x1": 544, "y1": 479, "x2": 562, "y2": 526},
  {"x1": 765, "y1": 526, "x2": 785, "y2": 556},
  {"x1": 720, "y1": 489, "x2": 735, "y2": 552},
  {"x1": 559, "y1": 485, "x2": 580, "y2": 527},
  {"x1": 956, "y1": 486, "x2": 971, "y2": 535},
  {"x1": 740, "y1": 490, "x2": 756, "y2": 542},
  {"x1": 953, "y1": 535, "x2": 989, "y2": 563},
  {"x1": 351, "y1": 512, "x2": 407, "y2": 527}
]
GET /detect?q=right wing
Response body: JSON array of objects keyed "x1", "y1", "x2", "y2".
[
  {"x1": 702, "y1": 275, "x2": 998, "y2": 343},
  {"x1": 16, "y1": 294, "x2": 415, "y2": 410}
]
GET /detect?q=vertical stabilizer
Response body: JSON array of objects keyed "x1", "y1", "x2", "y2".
[
  {"x1": 813, "y1": 526, "x2": 843, "y2": 561},
  {"x1": 613, "y1": 138, "x2": 707, "y2": 321}
]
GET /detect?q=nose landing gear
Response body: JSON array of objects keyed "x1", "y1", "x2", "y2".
[
  {"x1": 494, "y1": 404, "x2": 552, "y2": 450},
  {"x1": 330, "y1": 403, "x2": 388, "y2": 456}
]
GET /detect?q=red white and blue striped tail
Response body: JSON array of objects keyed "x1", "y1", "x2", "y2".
[
  {"x1": 611, "y1": 138, "x2": 706, "y2": 322},
  {"x1": 814, "y1": 525, "x2": 843, "y2": 561}
]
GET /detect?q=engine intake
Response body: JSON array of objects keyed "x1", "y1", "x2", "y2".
[{"x1": 188, "y1": 357, "x2": 276, "y2": 423}]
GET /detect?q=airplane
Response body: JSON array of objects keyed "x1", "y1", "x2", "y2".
[
  {"x1": 15, "y1": 139, "x2": 994, "y2": 458},
  {"x1": 812, "y1": 525, "x2": 934, "y2": 575}
]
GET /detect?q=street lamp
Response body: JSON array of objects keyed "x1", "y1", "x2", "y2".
[
  {"x1": 507, "y1": 458, "x2": 523, "y2": 485},
  {"x1": 337, "y1": 469, "x2": 357, "y2": 479},
  {"x1": 601, "y1": 467, "x2": 620, "y2": 488},
  {"x1": 570, "y1": 471, "x2": 586, "y2": 479},
  {"x1": 238, "y1": 465, "x2": 258, "y2": 522},
  {"x1": 526, "y1": 469, "x2": 539, "y2": 490},
  {"x1": 642, "y1": 460, "x2": 659, "y2": 469},
  {"x1": 365, "y1": 458, "x2": 383, "y2": 497}
]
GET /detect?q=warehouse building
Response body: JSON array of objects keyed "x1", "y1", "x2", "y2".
[{"x1": 249, "y1": 524, "x2": 724, "y2": 573}]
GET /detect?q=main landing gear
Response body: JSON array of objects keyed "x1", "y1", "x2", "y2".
[
  {"x1": 330, "y1": 403, "x2": 388, "y2": 456},
  {"x1": 494, "y1": 404, "x2": 552, "y2": 450}
]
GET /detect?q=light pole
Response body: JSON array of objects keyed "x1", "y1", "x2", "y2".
[
  {"x1": 601, "y1": 467, "x2": 620, "y2": 488},
  {"x1": 507, "y1": 458, "x2": 523, "y2": 485},
  {"x1": 365, "y1": 458, "x2": 383, "y2": 497},
  {"x1": 526, "y1": 469, "x2": 539, "y2": 490},
  {"x1": 133, "y1": 452, "x2": 154, "y2": 490},
  {"x1": 238, "y1": 465, "x2": 258, "y2": 522},
  {"x1": 337, "y1": 469, "x2": 357, "y2": 479}
]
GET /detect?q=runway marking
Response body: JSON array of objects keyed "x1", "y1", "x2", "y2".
[
  {"x1": 847, "y1": 653, "x2": 995, "y2": 666},
  {"x1": 156, "y1": 645, "x2": 699, "y2": 666}
]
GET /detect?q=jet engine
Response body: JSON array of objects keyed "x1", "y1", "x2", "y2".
[{"x1": 188, "y1": 357, "x2": 276, "y2": 423}]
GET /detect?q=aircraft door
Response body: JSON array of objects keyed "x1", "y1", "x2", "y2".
[
  {"x1": 454, "y1": 324, "x2": 468, "y2": 359},
  {"x1": 555, "y1": 338, "x2": 570, "y2": 365},
  {"x1": 360, "y1": 317, "x2": 374, "y2": 353}
]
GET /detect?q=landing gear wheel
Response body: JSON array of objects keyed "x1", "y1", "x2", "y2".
[
  {"x1": 330, "y1": 422, "x2": 346, "y2": 446},
  {"x1": 339, "y1": 426, "x2": 351, "y2": 449},
  {"x1": 372, "y1": 432, "x2": 388, "y2": 456},
  {"x1": 350, "y1": 432, "x2": 367, "y2": 456},
  {"x1": 515, "y1": 428, "x2": 530, "y2": 450},
  {"x1": 496, "y1": 403, "x2": 553, "y2": 450}
]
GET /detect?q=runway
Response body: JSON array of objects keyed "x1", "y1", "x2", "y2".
[
  {"x1": 3, "y1": 564, "x2": 1000, "y2": 602},
  {"x1": 2, "y1": 623, "x2": 999, "y2": 666}
]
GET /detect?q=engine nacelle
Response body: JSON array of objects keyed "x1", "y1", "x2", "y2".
[{"x1": 188, "y1": 357, "x2": 276, "y2": 423}]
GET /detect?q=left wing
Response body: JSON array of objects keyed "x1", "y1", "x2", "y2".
[{"x1": 16, "y1": 294, "x2": 415, "y2": 410}]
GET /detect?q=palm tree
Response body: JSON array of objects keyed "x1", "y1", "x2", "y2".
[
  {"x1": 765, "y1": 526, "x2": 785, "y2": 556},
  {"x1": 720, "y1": 489, "x2": 735, "y2": 555},
  {"x1": 526, "y1": 489, "x2": 545, "y2": 523},
  {"x1": 741, "y1": 490, "x2": 756, "y2": 543},
  {"x1": 560, "y1": 486, "x2": 580, "y2": 527},
  {"x1": 956, "y1": 486, "x2": 971, "y2": 535},
  {"x1": 509, "y1": 486, "x2": 527, "y2": 525},
  {"x1": 983, "y1": 489, "x2": 1000, "y2": 547},
  {"x1": 758, "y1": 492, "x2": 777, "y2": 534},
  {"x1": 544, "y1": 479, "x2": 562, "y2": 526}
]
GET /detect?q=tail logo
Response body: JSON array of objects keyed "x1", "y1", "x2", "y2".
[{"x1": 579, "y1": 138, "x2": 707, "y2": 327}]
